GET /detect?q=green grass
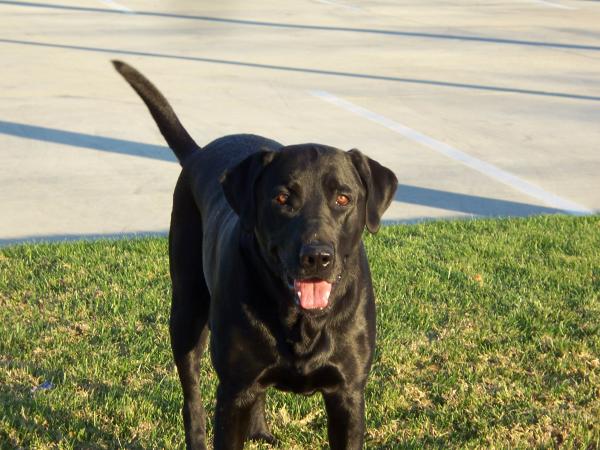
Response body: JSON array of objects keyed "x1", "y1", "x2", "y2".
[{"x1": 1, "y1": 215, "x2": 599, "y2": 449}]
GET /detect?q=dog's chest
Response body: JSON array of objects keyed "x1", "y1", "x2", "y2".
[
  {"x1": 260, "y1": 363, "x2": 344, "y2": 395},
  {"x1": 257, "y1": 317, "x2": 346, "y2": 394}
]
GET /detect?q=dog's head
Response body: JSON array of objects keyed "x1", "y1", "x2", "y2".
[{"x1": 220, "y1": 144, "x2": 397, "y2": 313}]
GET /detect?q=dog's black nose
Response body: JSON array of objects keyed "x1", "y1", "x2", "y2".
[{"x1": 299, "y1": 244, "x2": 334, "y2": 272}]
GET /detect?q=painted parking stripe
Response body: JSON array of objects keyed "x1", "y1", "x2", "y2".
[
  {"x1": 97, "y1": 0, "x2": 133, "y2": 13},
  {"x1": 314, "y1": 0, "x2": 362, "y2": 12},
  {"x1": 311, "y1": 90, "x2": 592, "y2": 216},
  {"x1": 527, "y1": 0, "x2": 576, "y2": 10}
]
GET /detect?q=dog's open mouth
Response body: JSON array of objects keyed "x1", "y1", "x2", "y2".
[{"x1": 292, "y1": 278, "x2": 332, "y2": 310}]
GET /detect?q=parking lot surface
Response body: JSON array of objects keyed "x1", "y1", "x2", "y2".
[{"x1": 1, "y1": 0, "x2": 599, "y2": 244}]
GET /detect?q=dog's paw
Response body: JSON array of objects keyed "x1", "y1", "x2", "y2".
[{"x1": 248, "y1": 431, "x2": 278, "y2": 446}]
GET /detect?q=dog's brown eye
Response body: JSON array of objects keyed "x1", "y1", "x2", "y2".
[
  {"x1": 275, "y1": 193, "x2": 289, "y2": 205},
  {"x1": 336, "y1": 194, "x2": 350, "y2": 206}
]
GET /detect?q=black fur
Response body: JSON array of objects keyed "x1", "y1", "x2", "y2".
[{"x1": 113, "y1": 60, "x2": 398, "y2": 450}]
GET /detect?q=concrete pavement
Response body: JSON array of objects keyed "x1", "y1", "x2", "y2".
[{"x1": 1, "y1": 0, "x2": 599, "y2": 245}]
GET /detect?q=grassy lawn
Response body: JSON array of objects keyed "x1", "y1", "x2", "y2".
[{"x1": 1, "y1": 215, "x2": 598, "y2": 449}]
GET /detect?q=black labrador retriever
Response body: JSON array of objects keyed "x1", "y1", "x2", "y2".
[{"x1": 113, "y1": 61, "x2": 398, "y2": 450}]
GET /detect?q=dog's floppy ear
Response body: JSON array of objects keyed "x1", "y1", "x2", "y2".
[
  {"x1": 348, "y1": 149, "x2": 398, "y2": 233},
  {"x1": 220, "y1": 150, "x2": 277, "y2": 232}
]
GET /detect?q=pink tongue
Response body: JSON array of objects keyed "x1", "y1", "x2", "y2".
[{"x1": 294, "y1": 279, "x2": 332, "y2": 309}]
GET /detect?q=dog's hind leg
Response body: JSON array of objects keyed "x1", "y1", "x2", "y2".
[
  {"x1": 169, "y1": 175, "x2": 210, "y2": 450},
  {"x1": 247, "y1": 392, "x2": 277, "y2": 445}
]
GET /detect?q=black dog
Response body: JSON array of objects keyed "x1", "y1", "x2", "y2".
[{"x1": 113, "y1": 61, "x2": 398, "y2": 450}]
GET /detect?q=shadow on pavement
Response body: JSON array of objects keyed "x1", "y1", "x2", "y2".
[
  {"x1": 1, "y1": 38, "x2": 599, "y2": 102},
  {"x1": 0, "y1": 231, "x2": 169, "y2": 247},
  {"x1": 1, "y1": 0, "x2": 600, "y2": 52},
  {"x1": 0, "y1": 120, "x2": 176, "y2": 162},
  {"x1": 0, "y1": 121, "x2": 573, "y2": 246},
  {"x1": 395, "y1": 184, "x2": 566, "y2": 218}
]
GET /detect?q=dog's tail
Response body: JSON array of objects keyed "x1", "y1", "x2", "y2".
[{"x1": 112, "y1": 60, "x2": 200, "y2": 164}]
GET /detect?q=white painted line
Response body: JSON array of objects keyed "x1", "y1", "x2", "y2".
[
  {"x1": 527, "y1": 0, "x2": 576, "y2": 10},
  {"x1": 311, "y1": 90, "x2": 592, "y2": 216},
  {"x1": 98, "y1": 0, "x2": 134, "y2": 13},
  {"x1": 314, "y1": 0, "x2": 362, "y2": 12}
]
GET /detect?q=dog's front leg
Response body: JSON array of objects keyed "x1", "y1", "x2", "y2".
[
  {"x1": 323, "y1": 389, "x2": 366, "y2": 450},
  {"x1": 213, "y1": 384, "x2": 256, "y2": 450}
]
